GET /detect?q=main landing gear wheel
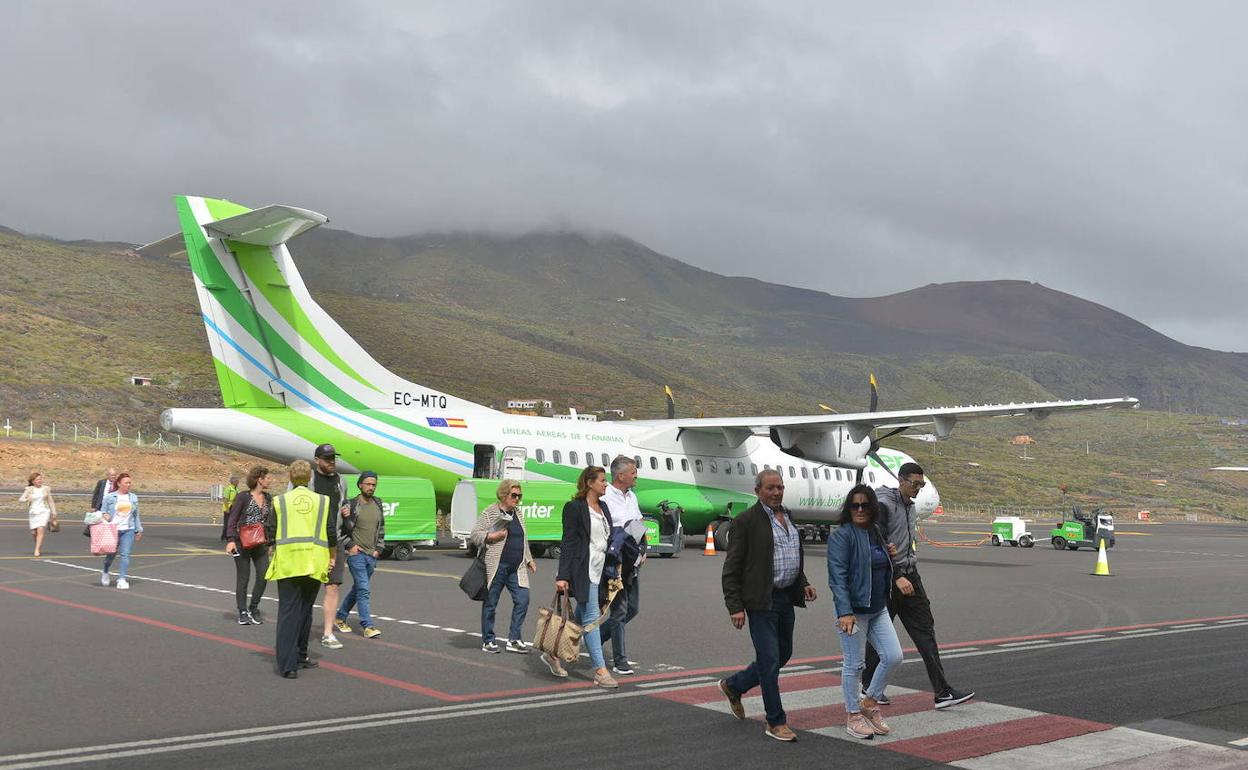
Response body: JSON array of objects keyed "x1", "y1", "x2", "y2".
[
  {"x1": 713, "y1": 520, "x2": 731, "y2": 552},
  {"x1": 1051, "y1": 536, "x2": 1066, "y2": 551}
]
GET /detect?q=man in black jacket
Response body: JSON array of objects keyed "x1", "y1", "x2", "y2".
[
  {"x1": 719, "y1": 469, "x2": 817, "y2": 742},
  {"x1": 311, "y1": 443, "x2": 348, "y2": 650},
  {"x1": 90, "y1": 468, "x2": 118, "y2": 513}
]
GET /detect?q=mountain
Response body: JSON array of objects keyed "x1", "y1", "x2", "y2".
[{"x1": 3, "y1": 223, "x2": 1247, "y2": 434}]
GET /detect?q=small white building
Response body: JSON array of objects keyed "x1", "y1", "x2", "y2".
[{"x1": 507, "y1": 399, "x2": 553, "y2": 410}]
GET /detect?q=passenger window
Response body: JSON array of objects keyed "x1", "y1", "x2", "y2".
[
  {"x1": 602, "y1": 453, "x2": 610, "y2": 466},
  {"x1": 824, "y1": 469, "x2": 830, "y2": 480},
  {"x1": 634, "y1": 455, "x2": 642, "y2": 468},
  {"x1": 649, "y1": 456, "x2": 658, "y2": 470},
  {"x1": 801, "y1": 467, "x2": 808, "y2": 479},
  {"x1": 681, "y1": 459, "x2": 689, "y2": 472},
  {"x1": 835, "y1": 469, "x2": 842, "y2": 481},
  {"x1": 788, "y1": 466, "x2": 796, "y2": 478},
  {"x1": 666, "y1": 458, "x2": 674, "y2": 471},
  {"x1": 869, "y1": 472, "x2": 876, "y2": 483},
  {"x1": 751, "y1": 464, "x2": 758, "y2": 476},
  {"x1": 723, "y1": 462, "x2": 731, "y2": 476},
  {"x1": 536, "y1": 449, "x2": 545, "y2": 463},
  {"x1": 764, "y1": 464, "x2": 770, "y2": 471},
  {"x1": 552, "y1": 450, "x2": 562, "y2": 464},
  {"x1": 709, "y1": 460, "x2": 718, "y2": 473},
  {"x1": 586, "y1": 449, "x2": 594, "y2": 465},
  {"x1": 737, "y1": 462, "x2": 746, "y2": 475},
  {"x1": 695, "y1": 459, "x2": 703, "y2": 473},
  {"x1": 569, "y1": 451, "x2": 578, "y2": 465}
]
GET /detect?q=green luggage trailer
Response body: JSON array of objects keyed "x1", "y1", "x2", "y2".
[
  {"x1": 374, "y1": 476, "x2": 438, "y2": 561},
  {"x1": 449, "y1": 479, "x2": 682, "y2": 558}
]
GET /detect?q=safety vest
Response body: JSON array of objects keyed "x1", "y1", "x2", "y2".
[{"x1": 265, "y1": 486, "x2": 331, "y2": 583}]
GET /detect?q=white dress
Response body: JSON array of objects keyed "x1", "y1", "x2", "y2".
[{"x1": 23, "y1": 486, "x2": 51, "y2": 529}]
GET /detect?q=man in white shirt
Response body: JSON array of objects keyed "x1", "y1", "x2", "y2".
[{"x1": 600, "y1": 455, "x2": 645, "y2": 675}]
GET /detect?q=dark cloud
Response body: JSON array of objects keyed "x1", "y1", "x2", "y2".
[{"x1": 2, "y1": 1, "x2": 1245, "y2": 349}]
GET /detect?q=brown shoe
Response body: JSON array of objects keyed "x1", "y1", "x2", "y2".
[
  {"x1": 860, "y1": 703, "x2": 891, "y2": 735},
  {"x1": 718, "y1": 679, "x2": 745, "y2": 720},
  {"x1": 593, "y1": 670, "x2": 619, "y2": 689},
  {"x1": 765, "y1": 724, "x2": 797, "y2": 742},
  {"x1": 541, "y1": 653, "x2": 568, "y2": 678}
]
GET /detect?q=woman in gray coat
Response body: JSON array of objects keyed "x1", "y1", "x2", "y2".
[{"x1": 470, "y1": 479, "x2": 537, "y2": 654}]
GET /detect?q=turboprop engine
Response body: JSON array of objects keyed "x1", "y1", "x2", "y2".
[{"x1": 770, "y1": 425, "x2": 872, "y2": 469}]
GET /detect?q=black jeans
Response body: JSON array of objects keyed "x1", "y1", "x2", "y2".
[
  {"x1": 275, "y1": 576, "x2": 320, "y2": 675},
  {"x1": 724, "y1": 588, "x2": 795, "y2": 727},
  {"x1": 234, "y1": 546, "x2": 269, "y2": 613},
  {"x1": 864, "y1": 568, "x2": 951, "y2": 695},
  {"x1": 598, "y1": 574, "x2": 640, "y2": 667}
]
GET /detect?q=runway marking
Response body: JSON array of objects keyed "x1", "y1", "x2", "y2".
[
  {"x1": 1118, "y1": 627, "x2": 1159, "y2": 634},
  {"x1": 999, "y1": 640, "x2": 1050, "y2": 647},
  {"x1": 1064, "y1": 634, "x2": 1106, "y2": 640}
]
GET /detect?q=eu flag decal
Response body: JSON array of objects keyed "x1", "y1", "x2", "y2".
[
  {"x1": 427, "y1": 417, "x2": 468, "y2": 428},
  {"x1": 426, "y1": 417, "x2": 448, "y2": 427}
]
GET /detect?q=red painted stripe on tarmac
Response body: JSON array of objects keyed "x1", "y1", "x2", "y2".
[
  {"x1": 0, "y1": 585, "x2": 461, "y2": 702},
  {"x1": 879, "y1": 714, "x2": 1112, "y2": 763},
  {"x1": 651, "y1": 672, "x2": 842, "y2": 705}
]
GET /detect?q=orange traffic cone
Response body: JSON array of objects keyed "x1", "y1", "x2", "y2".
[
  {"x1": 1091, "y1": 539, "x2": 1112, "y2": 576},
  {"x1": 704, "y1": 524, "x2": 717, "y2": 555}
]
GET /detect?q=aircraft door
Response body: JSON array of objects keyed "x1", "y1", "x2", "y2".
[
  {"x1": 501, "y1": 447, "x2": 527, "y2": 480},
  {"x1": 472, "y1": 444, "x2": 497, "y2": 479}
]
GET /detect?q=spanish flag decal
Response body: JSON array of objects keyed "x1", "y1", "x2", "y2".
[{"x1": 427, "y1": 417, "x2": 468, "y2": 428}]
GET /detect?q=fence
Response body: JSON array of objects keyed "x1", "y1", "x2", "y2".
[{"x1": 1, "y1": 419, "x2": 222, "y2": 453}]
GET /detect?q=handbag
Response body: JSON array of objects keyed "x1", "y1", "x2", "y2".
[
  {"x1": 459, "y1": 547, "x2": 488, "y2": 601},
  {"x1": 239, "y1": 522, "x2": 267, "y2": 549},
  {"x1": 89, "y1": 522, "x2": 119, "y2": 555},
  {"x1": 47, "y1": 516, "x2": 61, "y2": 533},
  {"x1": 532, "y1": 578, "x2": 624, "y2": 663}
]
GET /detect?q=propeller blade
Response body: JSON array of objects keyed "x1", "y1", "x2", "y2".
[
  {"x1": 869, "y1": 451, "x2": 899, "y2": 482},
  {"x1": 664, "y1": 385, "x2": 675, "y2": 420},
  {"x1": 818, "y1": 403, "x2": 836, "y2": 413},
  {"x1": 868, "y1": 372, "x2": 879, "y2": 413}
]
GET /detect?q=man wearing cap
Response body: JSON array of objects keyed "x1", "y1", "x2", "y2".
[
  {"x1": 335, "y1": 471, "x2": 386, "y2": 639},
  {"x1": 311, "y1": 443, "x2": 349, "y2": 649}
]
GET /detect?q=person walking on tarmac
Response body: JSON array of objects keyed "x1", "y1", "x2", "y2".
[
  {"x1": 219, "y1": 475, "x2": 239, "y2": 541},
  {"x1": 335, "y1": 471, "x2": 386, "y2": 639},
  {"x1": 863, "y1": 462, "x2": 975, "y2": 709},
  {"x1": 599, "y1": 455, "x2": 644, "y2": 675},
  {"x1": 267, "y1": 460, "x2": 333, "y2": 679},
  {"x1": 471, "y1": 479, "x2": 537, "y2": 654},
  {"x1": 311, "y1": 444, "x2": 349, "y2": 650},
  {"x1": 718, "y1": 469, "x2": 817, "y2": 743}
]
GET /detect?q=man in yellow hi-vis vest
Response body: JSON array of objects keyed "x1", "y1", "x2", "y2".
[{"x1": 267, "y1": 459, "x2": 335, "y2": 678}]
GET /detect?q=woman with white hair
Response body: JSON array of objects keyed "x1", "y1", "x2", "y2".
[{"x1": 470, "y1": 478, "x2": 537, "y2": 654}]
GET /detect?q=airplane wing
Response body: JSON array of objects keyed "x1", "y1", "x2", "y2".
[{"x1": 647, "y1": 397, "x2": 1136, "y2": 439}]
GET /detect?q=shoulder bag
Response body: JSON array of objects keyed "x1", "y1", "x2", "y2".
[
  {"x1": 239, "y1": 521, "x2": 267, "y2": 549},
  {"x1": 532, "y1": 577, "x2": 624, "y2": 663},
  {"x1": 459, "y1": 546, "x2": 488, "y2": 601}
]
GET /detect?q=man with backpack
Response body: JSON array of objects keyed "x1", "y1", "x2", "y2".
[{"x1": 335, "y1": 471, "x2": 386, "y2": 639}]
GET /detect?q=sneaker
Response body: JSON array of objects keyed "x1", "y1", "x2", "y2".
[
  {"x1": 237, "y1": 611, "x2": 251, "y2": 625},
  {"x1": 593, "y1": 670, "x2": 619, "y2": 689},
  {"x1": 934, "y1": 688, "x2": 975, "y2": 710},
  {"x1": 541, "y1": 653, "x2": 568, "y2": 678},
  {"x1": 363, "y1": 626, "x2": 381, "y2": 639},
  {"x1": 333, "y1": 618, "x2": 353, "y2": 634},
  {"x1": 320, "y1": 634, "x2": 343, "y2": 650},
  {"x1": 718, "y1": 679, "x2": 745, "y2": 720},
  {"x1": 765, "y1": 724, "x2": 798, "y2": 742},
  {"x1": 247, "y1": 608, "x2": 264, "y2": 624},
  {"x1": 860, "y1": 701, "x2": 891, "y2": 735},
  {"x1": 505, "y1": 639, "x2": 530, "y2": 654},
  {"x1": 862, "y1": 687, "x2": 891, "y2": 705},
  {"x1": 115, "y1": 578, "x2": 129, "y2": 590},
  {"x1": 845, "y1": 713, "x2": 875, "y2": 740},
  {"x1": 612, "y1": 663, "x2": 635, "y2": 675},
  {"x1": 100, "y1": 572, "x2": 110, "y2": 587},
  {"x1": 482, "y1": 641, "x2": 501, "y2": 654}
]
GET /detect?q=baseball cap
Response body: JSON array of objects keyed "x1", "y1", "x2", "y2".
[{"x1": 313, "y1": 443, "x2": 338, "y2": 459}]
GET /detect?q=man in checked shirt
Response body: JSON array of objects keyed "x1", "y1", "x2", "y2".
[{"x1": 718, "y1": 469, "x2": 818, "y2": 742}]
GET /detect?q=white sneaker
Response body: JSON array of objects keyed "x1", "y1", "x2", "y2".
[
  {"x1": 321, "y1": 634, "x2": 343, "y2": 650},
  {"x1": 116, "y1": 578, "x2": 130, "y2": 590},
  {"x1": 100, "y1": 572, "x2": 110, "y2": 587}
]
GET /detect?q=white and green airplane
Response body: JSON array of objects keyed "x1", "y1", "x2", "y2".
[{"x1": 140, "y1": 196, "x2": 1138, "y2": 548}]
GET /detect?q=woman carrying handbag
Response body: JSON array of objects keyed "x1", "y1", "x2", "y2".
[
  {"x1": 19, "y1": 471, "x2": 58, "y2": 557},
  {"x1": 225, "y1": 466, "x2": 276, "y2": 625},
  {"x1": 98, "y1": 472, "x2": 142, "y2": 590}
]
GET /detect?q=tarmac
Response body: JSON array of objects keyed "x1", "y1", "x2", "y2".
[{"x1": 2, "y1": 512, "x2": 1246, "y2": 769}]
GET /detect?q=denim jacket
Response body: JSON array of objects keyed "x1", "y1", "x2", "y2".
[
  {"x1": 100, "y1": 492, "x2": 143, "y2": 532},
  {"x1": 826, "y1": 523, "x2": 890, "y2": 619}
]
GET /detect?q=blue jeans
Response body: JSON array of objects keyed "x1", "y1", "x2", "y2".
[
  {"x1": 839, "y1": 607, "x2": 903, "y2": 713},
  {"x1": 577, "y1": 581, "x2": 605, "y2": 670},
  {"x1": 481, "y1": 561, "x2": 530, "y2": 644},
  {"x1": 337, "y1": 552, "x2": 377, "y2": 628},
  {"x1": 726, "y1": 588, "x2": 796, "y2": 727},
  {"x1": 598, "y1": 574, "x2": 640, "y2": 668},
  {"x1": 102, "y1": 530, "x2": 136, "y2": 579}
]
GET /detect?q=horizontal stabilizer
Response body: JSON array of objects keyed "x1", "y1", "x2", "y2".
[
  {"x1": 202, "y1": 205, "x2": 328, "y2": 246},
  {"x1": 136, "y1": 232, "x2": 187, "y2": 258}
]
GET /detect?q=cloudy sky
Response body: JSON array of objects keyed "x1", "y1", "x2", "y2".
[{"x1": 3, "y1": 2, "x2": 1247, "y2": 350}]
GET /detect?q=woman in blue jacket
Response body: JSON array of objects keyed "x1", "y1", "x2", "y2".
[
  {"x1": 827, "y1": 484, "x2": 902, "y2": 740},
  {"x1": 99, "y1": 472, "x2": 143, "y2": 590}
]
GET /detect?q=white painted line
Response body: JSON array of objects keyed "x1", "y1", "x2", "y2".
[
  {"x1": 1000, "y1": 640, "x2": 1051, "y2": 647},
  {"x1": 636, "y1": 676, "x2": 715, "y2": 689},
  {"x1": 442, "y1": 627, "x2": 465, "y2": 633},
  {"x1": 952, "y1": 726, "x2": 1203, "y2": 770},
  {"x1": 1168, "y1": 624, "x2": 1205, "y2": 630},
  {"x1": 466, "y1": 632, "x2": 482, "y2": 637},
  {"x1": 374, "y1": 616, "x2": 394, "y2": 621},
  {"x1": 1217, "y1": 619, "x2": 1245, "y2": 624},
  {"x1": 1118, "y1": 628, "x2": 1159, "y2": 634},
  {"x1": 783, "y1": 664, "x2": 815, "y2": 672},
  {"x1": 396, "y1": 620, "x2": 416, "y2": 625},
  {"x1": 1064, "y1": 634, "x2": 1106, "y2": 641},
  {"x1": 419, "y1": 624, "x2": 440, "y2": 629}
]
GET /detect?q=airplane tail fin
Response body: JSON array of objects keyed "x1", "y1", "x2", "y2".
[{"x1": 139, "y1": 195, "x2": 482, "y2": 416}]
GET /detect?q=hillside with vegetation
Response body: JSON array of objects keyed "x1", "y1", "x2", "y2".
[{"x1": 3, "y1": 224, "x2": 1248, "y2": 518}]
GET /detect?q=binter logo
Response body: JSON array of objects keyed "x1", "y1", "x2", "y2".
[
  {"x1": 519, "y1": 503, "x2": 555, "y2": 519},
  {"x1": 381, "y1": 502, "x2": 400, "y2": 517}
]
